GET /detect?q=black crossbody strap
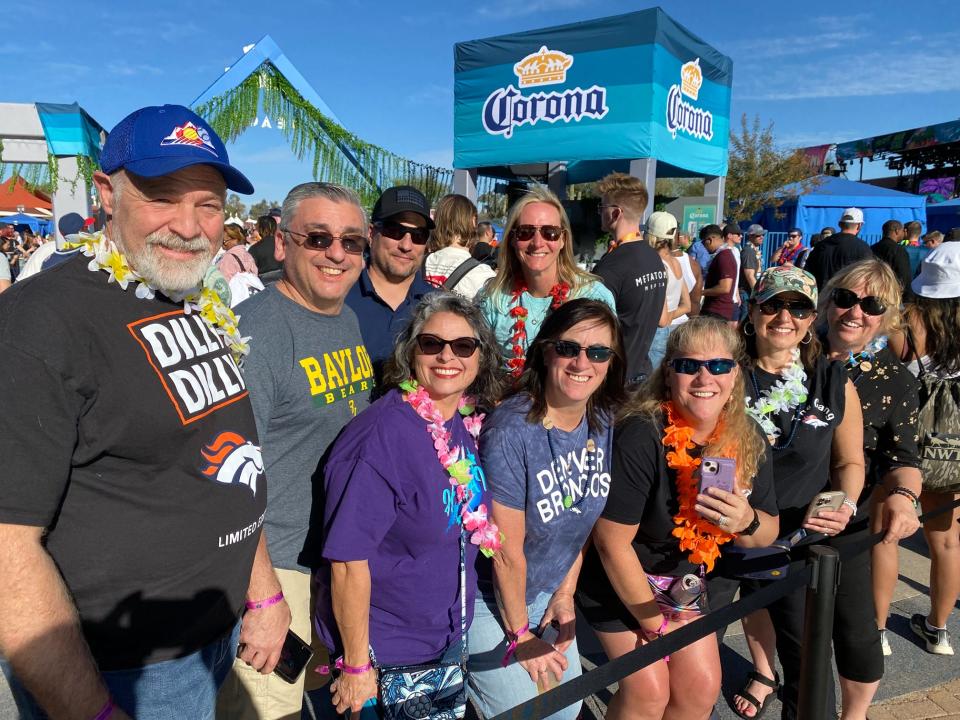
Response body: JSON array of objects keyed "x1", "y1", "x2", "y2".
[{"x1": 443, "y1": 258, "x2": 481, "y2": 291}]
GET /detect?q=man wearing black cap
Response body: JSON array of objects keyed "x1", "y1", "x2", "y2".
[
  {"x1": 700, "y1": 223, "x2": 740, "y2": 325},
  {"x1": 0, "y1": 105, "x2": 279, "y2": 720},
  {"x1": 346, "y1": 185, "x2": 435, "y2": 385}
]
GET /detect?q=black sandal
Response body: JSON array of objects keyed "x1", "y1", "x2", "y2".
[{"x1": 732, "y1": 670, "x2": 780, "y2": 719}]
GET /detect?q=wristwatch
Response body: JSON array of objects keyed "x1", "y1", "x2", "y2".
[{"x1": 741, "y1": 508, "x2": 761, "y2": 536}]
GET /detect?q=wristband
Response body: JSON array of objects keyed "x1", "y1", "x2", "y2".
[
  {"x1": 889, "y1": 486, "x2": 920, "y2": 511},
  {"x1": 842, "y1": 498, "x2": 858, "y2": 516},
  {"x1": 92, "y1": 698, "x2": 115, "y2": 720},
  {"x1": 245, "y1": 590, "x2": 284, "y2": 610},
  {"x1": 502, "y1": 622, "x2": 530, "y2": 667},
  {"x1": 642, "y1": 617, "x2": 671, "y2": 663},
  {"x1": 335, "y1": 656, "x2": 373, "y2": 675}
]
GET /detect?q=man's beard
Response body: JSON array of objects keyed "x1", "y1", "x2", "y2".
[{"x1": 119, "y1": 230, "x2": 216, "y2": 293}]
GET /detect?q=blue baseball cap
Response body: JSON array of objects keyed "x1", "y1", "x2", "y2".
[{"x1": 100, "y1": 105, "x2": 254, "y2": 195}]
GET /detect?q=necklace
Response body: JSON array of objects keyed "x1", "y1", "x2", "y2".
[
  {"x1": 661, "y1": 402, "x2": 734, "y2": 572},
  {"x1": 542, "y1": 416, "x2": 596, "y2": 510},
  {"x1": 399, "y1": 379, "x2": 502, "y2": 557},
  {"x1": 746, "y1": 349, "x2": 808, "y2": 446},
  {"x1": 507, "y1": 280, "x2": 570, "y2": 378},
  {"x1": 70, "y1": 231, "x2": 249, "y2": 365}
]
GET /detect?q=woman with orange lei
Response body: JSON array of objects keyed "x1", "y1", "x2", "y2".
[{"x1": 576, "y1": 317, "x2": 779, "y2": 720}]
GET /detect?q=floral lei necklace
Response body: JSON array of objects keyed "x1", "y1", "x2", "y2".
[
  {"x1": 399, "y1": 379, "x2": 503, "y2": 557},
  {"x1": 662, "y1": 402, "x2": 734, "y2": 572},
  {"x1": 746, "y1": 349, "x2": 808, "y2": 444},
  {"x1": 68, "y1": 231, "x2": 249, "y2": 365},
  {"x1": 507, "y1": 279, "x2": 570, "y2": 377}
]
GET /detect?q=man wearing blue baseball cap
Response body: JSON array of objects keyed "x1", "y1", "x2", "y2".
[{"x1": 0, "y1": 105, "x2": 288, "y2": 720}]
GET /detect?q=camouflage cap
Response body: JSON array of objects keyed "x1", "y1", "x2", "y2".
[{"x1": 751, "y1": 265, "x2": 818, "y2": 306}]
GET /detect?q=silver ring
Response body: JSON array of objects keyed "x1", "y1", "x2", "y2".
[{"x1": 717, "y1": 514, "x2": 728, "y2": 528}]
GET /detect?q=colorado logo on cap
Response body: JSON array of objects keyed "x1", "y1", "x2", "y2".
[{"x1": 160, "y1": 121, "x2": 219, "y2": 157}]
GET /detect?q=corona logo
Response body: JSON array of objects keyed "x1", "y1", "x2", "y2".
[
  {"x1": 482, "y1": 47, "x2": 608, "y2": 139},
  {"x1": 666, "y1": 57, "x2": 714, "y2": 142},
  {"x1": 513, "y1": 46, "x2": 574, "y2": 87},
  {"x1": 680, "y1": 58, "x2": 703, "y2": 100}
]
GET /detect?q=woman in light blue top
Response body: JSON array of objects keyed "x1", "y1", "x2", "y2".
[{"x1": 477, "y1": 186, "x2": 615, "y2": 378}]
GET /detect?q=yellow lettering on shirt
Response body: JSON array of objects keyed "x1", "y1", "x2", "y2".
[
  {"x1": 323, "y1": 353, "x2": 344, "y2": 388},
  {"x1": 299, "y1": 357, "x2": 328, "y2": 395},
  {"x1": 299, "y1": 343, "x2": 375, "y2": 404}
]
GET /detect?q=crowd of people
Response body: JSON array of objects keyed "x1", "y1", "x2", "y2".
[{"x1": 0, "y1": 103, "x2": 958, "y2": 720}]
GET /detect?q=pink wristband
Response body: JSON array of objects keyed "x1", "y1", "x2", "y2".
[
  {"x1": 501, "y1": 622, "x2": 530, "y2": 667},
  {"x1": 245, "y1": 590, "x2": 284, "y2": 610},
  {"x1": 642, "y1": 617, "x2": 671, "y2": 663},
  {"x1": 335, "y1": 656, "x2": 373, "y2": 675},
  {"x1": 92, "y1": 698, "x2": 115, "y2": 720}
]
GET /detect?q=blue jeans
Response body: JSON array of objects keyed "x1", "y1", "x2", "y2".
[
  {"x1": 3, "y1": 622, "x2": 240, "y2": 719},
  {"x1": 647, "y1": 325, "x2": 671, "y2": 371},
  {"x1": 467, "y1": 592, "x2": 581, "y2": 720}
]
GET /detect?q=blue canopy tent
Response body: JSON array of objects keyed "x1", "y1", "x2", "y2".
[
  {"x1": 927, "y1": 198, "x2": 960, "y2": 234},
  {"x1": 1, "y1": 213, "x2": 40, "y2": 232},
  {"x1": 753, "y1": 175, "x2": 927, "y2": 244}
]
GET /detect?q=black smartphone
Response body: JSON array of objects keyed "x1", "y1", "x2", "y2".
[{"x1": 274, "y1": 629, "x2": 315, "y2": 684}]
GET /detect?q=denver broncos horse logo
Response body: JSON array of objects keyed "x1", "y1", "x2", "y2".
[{"x1": 201, "y1": 431, "x2": 264, "y2": 496}]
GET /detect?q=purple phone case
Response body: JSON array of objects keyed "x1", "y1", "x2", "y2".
[{"x1": 699, "y1": 457, "x2": 736, "y2": 494}]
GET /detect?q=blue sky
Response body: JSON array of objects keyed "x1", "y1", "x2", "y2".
[{"x1": 4, "y1": 0, "x2": 959, "y2": 205}]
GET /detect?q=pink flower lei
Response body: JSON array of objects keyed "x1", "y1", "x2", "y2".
[{"x1": 399, "y1": 379, "x2": 503, "y2": 557}]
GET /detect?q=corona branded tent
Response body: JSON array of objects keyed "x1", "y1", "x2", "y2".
[{"x1": 453, "y1": 7, "x2": 733, "y2": 205}]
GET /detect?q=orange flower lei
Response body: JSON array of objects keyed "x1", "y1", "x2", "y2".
[{"x1": 662, "y1": 402, "x2": 735, "y2": 572}]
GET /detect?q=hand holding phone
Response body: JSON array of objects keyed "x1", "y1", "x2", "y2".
[
  {"x1": 699, "y1": 457, "x2": 736, "y2": 495},
  {"x1": 273, "y1": 629, "x2": 314, "y2": 684},
  {"x1": 802, "y1": 490, "x2": 849, "y2": 537}
]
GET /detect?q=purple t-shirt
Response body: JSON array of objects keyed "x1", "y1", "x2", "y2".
[{"x1": 315, "y1": 389, "x2": 488, "y2": 665}]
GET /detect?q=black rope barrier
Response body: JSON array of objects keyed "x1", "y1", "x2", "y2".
[{"x1": 488, "y1": 494, "x2": 960, "y2": 720}]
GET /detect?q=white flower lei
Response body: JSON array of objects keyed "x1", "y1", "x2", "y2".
[
  {"x1": 745, "y1": 349, "x2": 808, "y2": 440},
  {"x1": 70, "y1": 231, "x2": 250, "y2": 365}
]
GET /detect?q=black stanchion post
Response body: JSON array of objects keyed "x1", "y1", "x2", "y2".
[{"x1": 797, "y1": 545, "x2": 840, "y2": 720}]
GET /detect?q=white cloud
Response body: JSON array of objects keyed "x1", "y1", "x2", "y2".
[
  {"x1": 107, "y1": 63, "x2": 163, "y2": 77},
  {"x1": 474, "y1": 0, "x2": 590, "y2": 20}
]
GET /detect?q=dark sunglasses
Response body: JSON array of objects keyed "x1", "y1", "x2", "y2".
[
  {"x1": 552, "y1": 340, "x2": 614, "y2": 362},
  {"x1": 831, "y1": 287, "x2": 886, "y2": 317},
  {"x1": 669, "y1": 357, "x2": 738, "y2": 375},
  {"x1": 283, "y1": 228, "x2": 366, "y2": 255},
  {"x1": 757, "y1": 298, "x2": 815, "y2": 319},
  {"x1": 377, "y1": 220, "x2": 430, "y2": 245},
  {"x1": 511, "y1": 224, "x2": 564, "y2": 243},
  {"x1": 415, "y1": 334, "x2": 480, "y2": 358},
  {"x1": 788, "y1": 234, "x2": 801, "y2": 239},
  {"x1": 597, "y1": 204, "x2": 621, "y2": 216}
]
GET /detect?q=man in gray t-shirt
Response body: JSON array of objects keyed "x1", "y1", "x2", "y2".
[{"x1": 218, "y1": 183, "x2": 374, "y2": 718}]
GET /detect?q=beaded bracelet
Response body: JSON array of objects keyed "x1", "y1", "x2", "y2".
[
  {"x1": 889, "y1": 486, "x2": 921, "y2": 511},
  {"x1": 502, "y1": 622, "x2": 530, "y2": 667},
  {"x1": 92, "y1": 698, "x2": 115, "y2": 720},
  {"x1": 842, "y1": 498, "x2": 858, "y2": 516},
  {"x1": 245, "y1": 590, "x2": 284, "y2": 611}
]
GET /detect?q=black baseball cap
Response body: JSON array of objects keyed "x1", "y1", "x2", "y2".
[
  {"x1": 723, "y1": 223, "x2": 742, "y2": 237},
  {"x1": 372, "y1": 186, "x2": 435, "y2": 229},
  {"x1": 58, "y1": 212, "x2": 86, "y2": 237}
]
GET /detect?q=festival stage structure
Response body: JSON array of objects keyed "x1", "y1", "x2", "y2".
[{"x1": 452, "y1": 8, "x2": 734, "y2": 222}]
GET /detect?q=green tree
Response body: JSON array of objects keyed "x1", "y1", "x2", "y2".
[
  {"x1": 477, "y1": 190, "x2": 507, "y2": 223},
  {"x1": 726, "y1": 114, "x2": 819, "y2": 222},
  {"x1": 248, "y1": 199, "x2": 278, "y2": 219},
  {"x1": 224, "y1": 194, "x2": 247, "y2": 219},
  {"x1": 390, "y1": 172, "x2": 452, "y2": 207}
]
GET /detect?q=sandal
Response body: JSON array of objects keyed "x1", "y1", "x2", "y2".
[{"x1": 732, "y1": 670, "x2": 780, "y2": 719}]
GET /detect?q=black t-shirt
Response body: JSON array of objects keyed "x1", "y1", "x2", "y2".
[
  {"x1": 593, "y1": 241, "x2": 667, "y2": 380},
  {"x1": 804, "y1": 233, "x2": 872, "y2": 290},
  {"x1": 841, "y1": 346, "x2": 920, "y2": 501},
  {"x1": 249, "y1": 236, "x2": 282, "y2": 275},
  {"x1": 0, "y1": 256, "x2": 267, "y2": 670},
  {"x1": 577, "y1": 414, "x2": 777, "y2": 614},
  {"x1": 871, "y1": 237, "x2": 915, "y2": 302},
  {"x1": 749, "y1": 356, "x2": 846, "y2": 531}
]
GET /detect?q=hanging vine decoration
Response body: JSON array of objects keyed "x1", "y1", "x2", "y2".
[
  {"x1": 194, "y1": 62, "x2": 454, "y2": 208},
  {"x1": 0, "y1": 142, "x2": 99, "y2": 197}
]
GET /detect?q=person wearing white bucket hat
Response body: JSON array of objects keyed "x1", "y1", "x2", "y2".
[{"x1": 888, "y1": 241, "x2": 960, "y2": 657}]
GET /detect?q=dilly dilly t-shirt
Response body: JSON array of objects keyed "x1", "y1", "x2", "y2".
[
  {"x1": 0, "y1": 256, "x2": 266, "y2": 670},
  {"x1": 316, "y1": 389, "x2": 488, "y2": 666},
  {"x1": 237, "y1": 286, "x2": 374, "y2": 572},
  {"x1": 478, "y1": 394, "x2": 612, "y2": 603}
]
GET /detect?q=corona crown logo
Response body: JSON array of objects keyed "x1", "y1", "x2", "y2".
[
  {"x1": 680, "y1": 58, "x2": 703, "y2": 100},
  {"x1": 513, "y1": 46, "x2": 574, "y2": 88}
]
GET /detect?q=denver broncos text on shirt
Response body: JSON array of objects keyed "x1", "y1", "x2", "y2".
[
  {"x1": 299, "y1": 344, "x2": 375, "y2": 407},
  {"x1": 129, "y1": 310, "x2": 247, "y2": 424},
  {"x1": 535, "y1": 443, "x2": 610, "y2": 523}
]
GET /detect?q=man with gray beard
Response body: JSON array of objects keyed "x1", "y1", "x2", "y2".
[{"x1": 0, "y1": 105, "x2": 281, "y2": 719}]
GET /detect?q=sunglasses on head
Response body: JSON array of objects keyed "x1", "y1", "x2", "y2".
[
  {"x1": 415, "y1": 333, "x2": 480, "y2": 358},
  {"x1": 511, "y1": 224, "x2": 564, "y2": 243},
  {"x1": 758, "y1": 297, "x2": 815, "y2": 319},
  {"x1": 283, "y1": 228, "x2": 366, "y2": 255},
  {"x1": 831, "y1": 287, "x2": 886, "y2": 316},
  {"x1": 669, "y1": 357, "x2": 738, "y2": 375},
  {"x1": 551, "y1": 339, "x2": 614, "y2": 362},
  {"x1": 377, "y1": 220, "x2": 430, "y2": 245}
]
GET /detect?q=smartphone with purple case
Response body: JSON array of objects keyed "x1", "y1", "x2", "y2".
[{"x1": 698, "y1": 457, "x2": 736, "y2": 494}]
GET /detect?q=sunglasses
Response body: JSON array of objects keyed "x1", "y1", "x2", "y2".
[
  {"x1": 758, "y1": 298, "x2": 815, "y2": 319},
  {"x1": 788, "y1": 234, "x2": 801, "y2": 239},
  {"x1": 511, "y1": 225, "x2": 564, "y2": 243},
  {"x1": 669, "y1": 357, "x2": 738, "y2": 375},
  {"x1": 597, "y1": 204, "x2": 621, "y2": 216},
  {"x1": 283, "y1": 228, "x2": 366, "y2": 255},
  {"x1": 377, "y1": 220, "x2": 430, "y2": 245},
  {"x1": 415, "y1": 333, "x2": 480, "y2": 358},
  {"x1": 831, "y1": 287, "x2": 886, "y2": 317},
  {"x1": 552, "y1": 340, "x2": 614, "y2": 362}
]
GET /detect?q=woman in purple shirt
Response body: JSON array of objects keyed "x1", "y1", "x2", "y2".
[{"x1": 315, "y1": 292, "x2": 504, "y2": 717}]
